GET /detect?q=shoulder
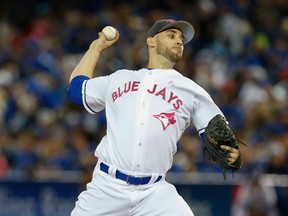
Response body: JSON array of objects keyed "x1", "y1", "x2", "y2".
[
  {"x1": 114, "y1": 68, "x2": 132, "y2": 73},
  {"x1": 176, "y1": 74, "x2": 211, "y2": 95},
  {"x1": 109, "y1": 68, "x2": 135, "y2": 77}
]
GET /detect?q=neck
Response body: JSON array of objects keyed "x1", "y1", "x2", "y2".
[{"x1": 147, "y1": 54, "x2": 175, "y2": 69}]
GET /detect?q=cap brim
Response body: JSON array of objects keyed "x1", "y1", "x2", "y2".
[
  {"x1": 159, "y1": 21, "x2": 194, "y2": 44},
  {"x1": 148, "y1": 21, "x2": 195, "y2": 45}
]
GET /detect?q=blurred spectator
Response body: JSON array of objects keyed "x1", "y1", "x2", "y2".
[
  {"x1": 232, "y1": 173, "x2": 280, "y2": 216},
  {"x1": 0, "y1": 153, "x2": 9, "y2": 177},
  {"x1": 266, "y1": 139, "x2": 288, "y2": 174}
]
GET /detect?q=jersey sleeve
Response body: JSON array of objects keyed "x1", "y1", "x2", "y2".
[
  {"x1": 82, "y1": 75, "x2": 110, "y2": 114},
  {"x1": 191, "y1": 90, "x2": 224, "y2": 133}
]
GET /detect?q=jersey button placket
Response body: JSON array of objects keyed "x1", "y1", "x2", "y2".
[
  {"x1": 133, "y1": 74, "x2": 152, "y2": 171},
  {"x1": 133, "y1": 99, "x2": 145, "y2": 171},
  {"x1": 140, "y1": 102, "x2": 145, "y2": 127}
]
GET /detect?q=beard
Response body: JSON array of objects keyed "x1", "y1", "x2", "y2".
[{"x1": 155, "y1": 38, "x2": 182, "y2": 63}]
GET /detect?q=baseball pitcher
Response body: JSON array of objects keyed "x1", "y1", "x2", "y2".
[{"x1": 67, "y1": 19, "x2": 243, "y2": 216}]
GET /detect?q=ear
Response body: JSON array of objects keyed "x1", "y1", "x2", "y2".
[{"x1": 146, "y1": 37, "x2": 155, "y2": 47}]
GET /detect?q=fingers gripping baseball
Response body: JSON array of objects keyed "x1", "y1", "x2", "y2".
[
  {"x1": 90, "y1": 27, "x2": 119, "y2": 52},
  {"x1": 102, "y1": 26, "x2": 117, "y2": 40},
  {"x1": 100, "y1": 26, "x2": 119, "y2": 45}
]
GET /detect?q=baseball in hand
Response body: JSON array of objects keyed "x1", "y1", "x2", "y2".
[{"x1": 102, "y1": 26, "x2": 117, "y2": 40}]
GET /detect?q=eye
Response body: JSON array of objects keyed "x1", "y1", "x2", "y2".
[{"x1": 168, "y1": 34, "x2": 174, "y2": 39}]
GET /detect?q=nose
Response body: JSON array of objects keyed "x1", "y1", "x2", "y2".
[{"x1": 176, "y1": 36, "x2": 183, "y2": 46}]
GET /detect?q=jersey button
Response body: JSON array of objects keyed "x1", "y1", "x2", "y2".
[
  {"x1": 139, "y1": 142, "x2": 142, "y2": 146},
  {"x1": 137, "y1": 164, "x2": 140, "y2": 168}
]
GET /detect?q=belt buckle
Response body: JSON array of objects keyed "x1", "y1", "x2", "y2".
[
  {"x1": 126, "y1": 175, "x2": 142, "y2": 185},
  {"x1": 125, "y1": 175, "x2": 131, "y2": 184}
]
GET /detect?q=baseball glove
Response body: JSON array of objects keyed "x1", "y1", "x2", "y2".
[{"x1": 201, "y1": 114, "x2": 246, "y2": 179}]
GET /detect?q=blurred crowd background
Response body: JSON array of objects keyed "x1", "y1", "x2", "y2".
[
  {"x1": 0, "y1": 0, "x2": 287, "y2": 193},
  {"x1": 0, "y1": 0, "x2": 288, "y2": 215}
]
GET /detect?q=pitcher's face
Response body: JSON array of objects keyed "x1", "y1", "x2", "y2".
[{"x1": 154, "y1": 28, "x2": 184, "y2": 63}]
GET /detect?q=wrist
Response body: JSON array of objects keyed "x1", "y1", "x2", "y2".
[
  {"x1": 89, "y1": 39, "x2": 106, "y2": 53},
  {"x1": 89, "y1": 44, "x2": 102, "y2": 54}
]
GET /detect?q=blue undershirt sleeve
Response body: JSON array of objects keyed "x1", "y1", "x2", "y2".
[
  {"x1": 200, "y1": 132, "x2": 204, "y2": 139},
  {"x1": 67, "y1": 75, "x2": 90, "y2": 105},
  {"x1": 200, "y1": 132, "x2": 205, "y2": 143}
]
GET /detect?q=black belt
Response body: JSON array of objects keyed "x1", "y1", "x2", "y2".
[{"x1": 100, "y1": 162, "x2": 162, "y2": 185}]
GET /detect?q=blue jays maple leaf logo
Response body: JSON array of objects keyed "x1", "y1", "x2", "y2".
[{"x1": 153, "y1": 112, "x2": 176, "y2": 131}]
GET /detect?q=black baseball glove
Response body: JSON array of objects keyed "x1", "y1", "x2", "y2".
[{"x1": 201, "y1": 114, "x2": 246, "y2": 179}]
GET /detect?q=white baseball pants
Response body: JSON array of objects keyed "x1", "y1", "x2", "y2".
[{"x1": 71, "y1": 160, "x2": 194, "y2": 216}]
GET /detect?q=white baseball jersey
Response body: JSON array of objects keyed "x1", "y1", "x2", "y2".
[{"x1": 82, "y1": 68, "x2": 223, "y2": 175}]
